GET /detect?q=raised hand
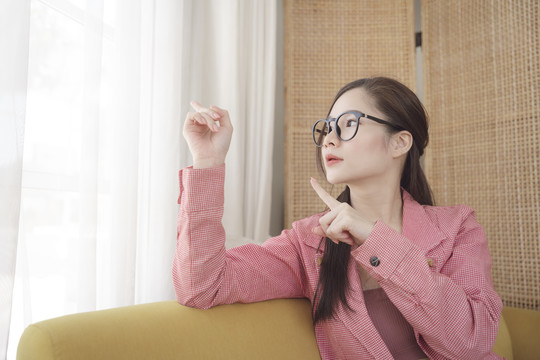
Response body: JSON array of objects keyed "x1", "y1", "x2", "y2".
[
  {"x1": 310, "y1": 178, "x2": 375, "y2": 246},
  {"x1": 183, "y1": 101, "x2": 233, "y2": 169}
]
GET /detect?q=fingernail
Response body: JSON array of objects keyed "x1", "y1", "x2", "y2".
[{"x1": 211, "y1": 112, "x2": 220, "y2": 119}]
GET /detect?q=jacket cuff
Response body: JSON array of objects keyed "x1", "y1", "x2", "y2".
[
  {"x1": 351, "y1": 220, "x2": 416, "y2": 281},
  {"x1": 177, "y1": 164, "x2": 225, "y2": 212}
]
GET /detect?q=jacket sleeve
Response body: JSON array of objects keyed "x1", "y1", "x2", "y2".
[
  {"x1": 351, "y1": 207, "x2": 503, "y2": 359},
  {"x1": 172, "y1": 165, "x2": 306, "y2": 309}
]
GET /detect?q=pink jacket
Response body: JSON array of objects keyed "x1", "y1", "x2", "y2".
[{"x1": 172, "y1": 165, "x2": 503, "y2": 359}]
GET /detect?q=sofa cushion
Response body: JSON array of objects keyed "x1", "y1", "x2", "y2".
[
  {"x1": 492, "y1": 313, "x2": 513, "y2": 359},
  {"x1": 17, "y1": 299, "x2": 322, "y2": 360}
]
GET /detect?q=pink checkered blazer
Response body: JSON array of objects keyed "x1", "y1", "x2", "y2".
[{"x1": 172, "y1": 165, "x2": 503, "y2": 359}]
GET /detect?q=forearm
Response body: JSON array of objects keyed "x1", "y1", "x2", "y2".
[
  {"x1": 381, "y1": 250, "x2": 500, "y2": 358},
  {"x1": 352, "y1": 220, "x2": 502, "y2": 358},
  {"x1": 172, "y1": 165, "x2": 228, "y2": 308},
  {"x1": 172, "y1": 165, "x2": 306, "y2": 308}
]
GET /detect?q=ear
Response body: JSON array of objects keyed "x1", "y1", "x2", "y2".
[{"x1": 390, "y1": 131, "x2": 413, "y2": 158}]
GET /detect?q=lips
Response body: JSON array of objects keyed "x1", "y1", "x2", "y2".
[{"x1": 325, "y1": 154, "x2": 343, "y2": 166}]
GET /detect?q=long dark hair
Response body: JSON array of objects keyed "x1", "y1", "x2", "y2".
[{"x1": 312, "y1": 77, "x2": 434, "y2": 324}]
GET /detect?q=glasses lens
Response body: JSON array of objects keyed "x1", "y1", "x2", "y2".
[
  {"x1": 313, "y1": 120, "x2": 328, "y2": 146},
  {"x1": 336, "y1": 112, "x2": 358, "y2": 141}
]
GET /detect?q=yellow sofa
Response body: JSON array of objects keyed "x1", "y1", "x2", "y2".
[{"x1": 16, "y1": 298, "x2": 540, "y2": 359}]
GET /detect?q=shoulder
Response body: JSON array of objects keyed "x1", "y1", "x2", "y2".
[
  {"x1": 286, "y1": 212, "x2": 328, "y2": 249},
  {"x1": 422, "y1": 202, "x2": 481, "y2": 239},
  {"x1": 290, "y1": 211, "x2": 326, "y2": 230},
  {"x1": 423, "y1": 203, "x2": 476, "y2": 222},
  {"x1": 403, "y1": 190, "x2": 481, "y2": 240}
]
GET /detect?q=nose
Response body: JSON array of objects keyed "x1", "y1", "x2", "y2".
[{"x1": 323, "y1": 124, "x2": 339, "y2": 148}]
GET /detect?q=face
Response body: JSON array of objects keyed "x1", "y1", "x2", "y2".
[{"x1": 321, "y1": 87, "x2": 394, "y2": 186}]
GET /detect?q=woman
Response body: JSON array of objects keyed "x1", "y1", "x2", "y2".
[{"x1": 172, "y1": 77, "x2": 503, "y2": 359}]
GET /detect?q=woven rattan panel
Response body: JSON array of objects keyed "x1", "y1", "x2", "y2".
[
  {"x1": 423, "y1": 1, "x2": 540, "y2": 310},
  {"x1": 284, "y1": 0, "x2": 416, "y2": 228}
]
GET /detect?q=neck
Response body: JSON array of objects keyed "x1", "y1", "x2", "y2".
[{"x1": 348, "y1": 178, "x2": 404, "y2": 233}]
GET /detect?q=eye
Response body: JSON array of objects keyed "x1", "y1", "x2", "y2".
[{"x1": 338, "y1": 113, "x2": 357, "y2": 128}]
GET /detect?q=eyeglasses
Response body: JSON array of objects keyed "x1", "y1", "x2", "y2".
[{"x1": 311, "y1": 110, "x2": 405, "y2": 147}]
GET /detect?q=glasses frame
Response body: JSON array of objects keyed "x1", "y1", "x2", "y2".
[{"x1": 311, "y1": 110, "x2": 405, "y2": 147}]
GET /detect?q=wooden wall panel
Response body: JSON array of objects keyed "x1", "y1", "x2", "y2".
[
  {"x1": 423, "y1": 0, "x2": 540, "y2": 310},
  {"x1": 284, "y1": 0, "x2": 416, "y2": 227}
]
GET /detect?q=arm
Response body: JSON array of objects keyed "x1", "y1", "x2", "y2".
[
  {"x1": 352, "y1": 208, "x2": 502, "y2": 359},
  {"x1": 172, "y1": 165, "x2": 306, "y2": 309}
]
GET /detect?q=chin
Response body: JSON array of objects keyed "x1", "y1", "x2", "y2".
[
  {"x1": 324, "y1": 172, "x2": 347, "y2": 186},
  {"x1": 326, "y1": 171, "x2": 373, "y2": 187}
]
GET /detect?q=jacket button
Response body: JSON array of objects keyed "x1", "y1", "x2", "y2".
[{"x1": 370, "y1": 256, "x2": 380, "y2": 267}]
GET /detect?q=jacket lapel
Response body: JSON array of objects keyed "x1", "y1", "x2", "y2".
[{"x1": 322, "y1": 191, "x2": 448, "y2": 358}]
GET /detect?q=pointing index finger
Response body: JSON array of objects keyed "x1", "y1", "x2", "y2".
[
  {"x1": 190, "y1": 100, "x2": 206, "y2": 112},
  {"x1": 191, "y1": 101, "x2": 223, "y2": 121},
  {"x1": 310, "y1": 177, "x2": 341, "y2": 210}
]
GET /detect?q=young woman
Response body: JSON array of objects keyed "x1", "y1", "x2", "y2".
[{"x1": 172, "y1": 77, "x2": 503, "y2": 359}]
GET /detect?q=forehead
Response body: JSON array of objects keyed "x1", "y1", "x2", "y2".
[{"x1": 329, "y1": 88, "x2": 377, "y2": 117}]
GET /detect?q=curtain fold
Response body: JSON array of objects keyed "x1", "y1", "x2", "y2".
[
  {"x1": 0, "y1": 1, "x2": 30, "y2": 358},
  {"x1": 182, "y1": 0, "x2": 277, "y2": 247},
  {"x1": 4, "y1": 0, "x2": 277, "y2": 358}
]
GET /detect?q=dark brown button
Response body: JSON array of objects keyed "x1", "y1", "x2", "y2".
[{"x1": 370, "y1": 256, "x2": 380, "y2": 267}]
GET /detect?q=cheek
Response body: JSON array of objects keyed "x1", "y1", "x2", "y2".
[
  {"x1": 355, "y1": 133, "x2": 389, "y2": 155},
  {"x1": 373, "y1": 137, "x2": 389, "y2": 153}
]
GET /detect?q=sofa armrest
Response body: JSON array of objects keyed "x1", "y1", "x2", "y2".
[
  {"x1": 17, "y1": 299, "x2": 321, "y2": 360},
  {"x1": 502, "y1": 307, "x2": 540, "y2": 360}
]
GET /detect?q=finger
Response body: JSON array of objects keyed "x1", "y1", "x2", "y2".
[
  {"x1": 191, "y1": 101, "x2": 221, "y2": 120},
  {"x1": 191, "y1": 113, "x2": 212, "y2": 131},
  {"x1": 339, "y1": 237, "x2": 354, "y2": 246},
  {"x1": 193, "y1": 113, "x2": 207, "y2": 125},
  {"x1": 314, "y1": 222, "x2": 353, "y2": 245},
  {"x1": 325, "y1": 218, "x2": 354, "y2": 246},
  {"x1": 190, "y1": 100, "x2": 206, "y2": 112},
  {"x1": 317, "y1": 211, "x2": 341, "y2": 245},
  {"x1": 211, "y1": 105, "x2": 232, "y2": 129},
  {"x1": 209, "y1": 105, "x2": 225, "y2": 116},
  {"x1": 318, "y1": 209, "x2": 337, "y2": 232},
  {"x1": 198, "y1": 111, "x2": 219, "y2": 132},
  {"x1": 187, "y1": 111, "x2": 216, "y2": 132},
  {"x1": 317, "y1": 209, "x2": 354, "y2": 245},
  {"x1": 184, "y1": 112, "x2": 204, "y2": 129},
  {"x1": 310, "y1": 177, "x2": 341, "y2": 210},
  {"x1": 208, "y1": 105, "x2": 225, "y2": 121},
  {"x1": 311, "y1": 225, "x2": 326, "y2": 238}
]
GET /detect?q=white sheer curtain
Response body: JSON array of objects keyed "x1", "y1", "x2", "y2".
[
  {"x1": 3, "y1": 0, "x2": 277, "y2": 359},
  {"x1": 184, "y1": 1, "x2": 276, "y2": 247},
  {"x1": 0, "y1": 1, "x2": 31, "y2": 358}
]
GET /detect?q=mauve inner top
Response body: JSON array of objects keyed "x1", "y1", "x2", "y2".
[{"x1": 363, "y1": 288, "x2": 428, "y2": 360}]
